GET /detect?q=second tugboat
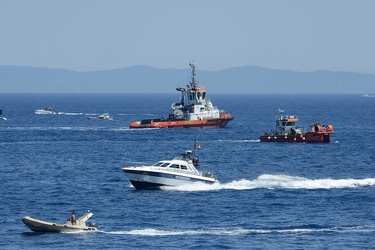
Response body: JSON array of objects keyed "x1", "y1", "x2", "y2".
[
  {"x1": 129, "y1": 63, "x2": 234, "y2": 128},
  {"x1": 260, "y1": 108, "x2": 334, "y2": 143}
]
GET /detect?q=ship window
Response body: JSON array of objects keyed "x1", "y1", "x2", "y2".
[
  {"x1": 181, "y1": 165, "x2": 188, "y2": 170},
  {"x1": 170, "y1": 164, "x2": 180, "y2": 169},
  {"x1": 153, "y1": 162, "x2": 164, "y2": 166},
  {"x1": 202, "y1": 93, "x2": 206, "y2": 99},
  {"x1": 160, "y1": 162, "x2": 170, "y2": 167},
  {"x1": 282, "y1": 122, "x2": 286, "y2": 126}
]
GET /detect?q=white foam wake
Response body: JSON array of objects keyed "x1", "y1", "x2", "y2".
[
  {"x1": 57, "y1": 112, "x2": 84, "y2": 115},
  {"x1": 161, "y1": 174, "x2": 375, "y2": 192},
  {"x1": 104, "y1": 225, "x2": 375, "y2": 236}
]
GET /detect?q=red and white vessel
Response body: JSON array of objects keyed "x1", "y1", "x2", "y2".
[
  {"x1": 129, "y1": 63, "x2": 234, "y2": 128},
  {"x1": 260, "y1": 108, "x2": 334, "y2": 143}
]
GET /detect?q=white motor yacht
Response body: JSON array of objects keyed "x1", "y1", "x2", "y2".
[
  {"x1": 122, "y1": 140, "x2": 217, "y2": 189},
  {"x1": 35, "y1": 107, "x2": 56, "y2": 115}
]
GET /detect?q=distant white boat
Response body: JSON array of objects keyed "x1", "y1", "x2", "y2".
[
  {"x1": 363, "y1": 94, "x2": 375, "y2": 98},
  {"x1": 35, "y1": 107, "x2": 56, "y2": 115},
  {"x1": 87, "y1": 113, "x2": 113, "y2": 120}
]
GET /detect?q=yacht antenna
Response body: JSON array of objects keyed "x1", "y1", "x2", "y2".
[
  {"x1": 193, "y1": 139, "x2": 198, "y2": 155},
  {"x1": 276, "y1": 108, "x2": 284, "y2": 134}
]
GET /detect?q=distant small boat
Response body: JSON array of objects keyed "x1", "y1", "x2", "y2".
[
  {"x1": 22, "y1": 210, "x2": 98, "y2": 233},
  {"x1": 363, "y1": 94, "x2": 375, "y2": 98},
  {"x1": 0, "y1": 107, "x2": 6, "y2": 120},
  {"x1": 35, "y1": 107, "x2": 56, "y2": 115},
  {"x1": 87, "y1": 113, "x2": 113, "y2": 120}
]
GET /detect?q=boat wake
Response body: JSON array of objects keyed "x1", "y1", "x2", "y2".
[
  {"x1": 218, "y1": 139, "x2": 260, "y2": 143},
  {"x1": 103, "y1": 225, "x2": 375, "y2": 236},
  {"x1": 161, "y1": 174, "x2": 375, "y2": 192},
  {"x1": 57, "y1": 112, "x2": 84, "y2": 115},
  {"x1": 4, "y1": 126, "x2": 131, "y2": 132}
]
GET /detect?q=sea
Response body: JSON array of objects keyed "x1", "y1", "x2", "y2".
[{"x1": 0, "y1": 93, "x2": 374, "y2": 249}]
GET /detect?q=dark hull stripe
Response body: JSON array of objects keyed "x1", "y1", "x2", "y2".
[{"x1": 130, "y1": 180, "x2": 166, "y2": 190}]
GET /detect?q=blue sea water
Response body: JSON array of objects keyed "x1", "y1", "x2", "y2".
[{"x1": 0, "y1": 93, "x2": 374, "y2": 249}]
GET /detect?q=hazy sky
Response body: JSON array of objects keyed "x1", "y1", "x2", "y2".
[{"x1": 1, "y1": 0, "x2": 374, "y2": 74}]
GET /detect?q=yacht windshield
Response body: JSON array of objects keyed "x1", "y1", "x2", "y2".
[{"x1": 160, "y1": 162, "x2": 170, "y2": 167}]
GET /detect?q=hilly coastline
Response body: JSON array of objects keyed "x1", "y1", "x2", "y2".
[{"x1": 1, "y1": 65, "x2": 374, "y2": 94}]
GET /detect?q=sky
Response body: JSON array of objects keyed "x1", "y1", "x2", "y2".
[{"x1": 1, "y1": 0, "x2": 375, "y2": 74}]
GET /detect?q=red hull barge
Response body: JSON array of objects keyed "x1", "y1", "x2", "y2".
[
  {"x1": 260, "y1": 108, "x2": 334, "y2": 143},
  {"x1": 129, "y1": 63, "x2": 234, "y2": 129}
]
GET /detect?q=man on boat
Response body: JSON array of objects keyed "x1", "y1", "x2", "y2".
[{"x1": 70, "y1": 211, "x2": 76, "y2": 225}]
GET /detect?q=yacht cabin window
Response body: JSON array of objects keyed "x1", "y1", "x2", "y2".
[
  {"x1": 170, "y1": 164, "x2": 180, "y2": 169},
  {"x1": 181, "y1": 165, "x2": 188, "y2": 170}
]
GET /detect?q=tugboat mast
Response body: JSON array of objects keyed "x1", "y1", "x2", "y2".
[{"x1": 189, "y1": 62, "x2": 199, "y2": 89}]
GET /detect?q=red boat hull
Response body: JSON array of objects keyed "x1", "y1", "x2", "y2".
[
  {"x1": 260, "y1": 132, "x2": 332, "y2": 143},
  {"x1": 130, "y1": 117, "x2": 233, "y2": 129}
]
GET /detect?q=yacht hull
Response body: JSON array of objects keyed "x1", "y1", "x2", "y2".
[
  {"x1": 123, "y1": 168, "x2": 216, "y2": 190},
  {"x1": 35, "y1": 110, "x2": 56, "y2": 115}
]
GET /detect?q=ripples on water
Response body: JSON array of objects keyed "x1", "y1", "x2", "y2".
[{"x1": 0, "y1": 93, "x2": 374, "y2": 249}]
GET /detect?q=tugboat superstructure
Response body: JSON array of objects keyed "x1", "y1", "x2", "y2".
[{"x1": 129, "y1": 63, "x2": 234, "y2": 128}]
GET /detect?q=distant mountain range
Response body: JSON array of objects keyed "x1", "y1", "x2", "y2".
[{"x1": 1, "y1": 65, "x2": 374, "y2": 93}]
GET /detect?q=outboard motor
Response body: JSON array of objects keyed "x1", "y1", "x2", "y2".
[{"x1": 88, "y1": 222, "x2": 98, "y2": 229}]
